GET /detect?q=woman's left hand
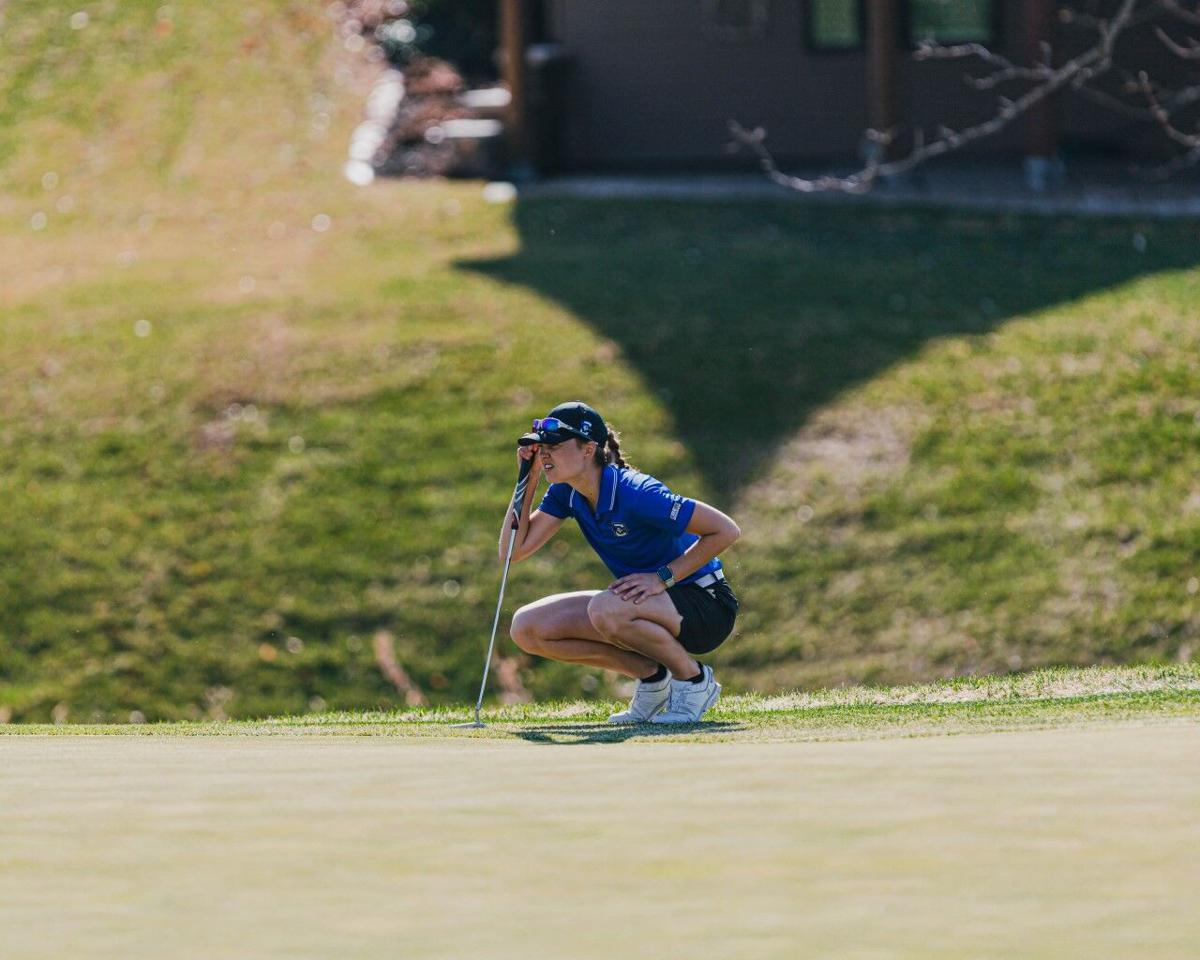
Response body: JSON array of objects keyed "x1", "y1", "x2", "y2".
[{"x1": 609, "y1": 572, "x2": 666, "y2": 605}]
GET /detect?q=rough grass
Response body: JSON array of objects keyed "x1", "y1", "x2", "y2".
[
  {"x1": 4, "y1": 665, "x2": 1197, "y2": 743},
  {"x1": 3, "y1": 1, "x2": 1200, "y2": 723}
]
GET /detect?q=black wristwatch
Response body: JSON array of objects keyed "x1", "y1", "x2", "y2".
[{"x1": 657, "y1": 565, "x2": 676, "y2": 588}]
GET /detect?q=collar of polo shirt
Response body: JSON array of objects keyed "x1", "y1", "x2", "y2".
[{"x1": 568, "y1": 463, "x2": 620, "y2": 516}]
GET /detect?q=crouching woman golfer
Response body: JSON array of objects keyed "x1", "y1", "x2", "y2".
[{"x1": 503, "y1": 401, "x2": 740, "y2": 724}]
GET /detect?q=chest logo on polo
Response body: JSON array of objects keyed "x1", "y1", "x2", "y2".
[{"x1": 610, "y1": 522, "x2": 629, "y2": 537}]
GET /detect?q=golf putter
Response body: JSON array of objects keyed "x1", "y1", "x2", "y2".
[{"x1": 455, "y1": 435, "x2": 540, "y2": 728}]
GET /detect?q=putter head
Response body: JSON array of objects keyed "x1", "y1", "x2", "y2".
[{"x1": 451, "y1": 720, "x2": 486, "y2": 729}]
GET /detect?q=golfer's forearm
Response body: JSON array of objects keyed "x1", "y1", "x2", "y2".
[
  {"x1": 498, "y1": 503, "x2": 522, "y2": 560},
  {"x1": 668, "y1": 525, "x2": 740, "y2": 581},
  {"x1": 499, "y1": 484, "x2": 541, "y2": 562},
  {"x1": 497, "y1": 515, "x2": 514, "y2": 561}
]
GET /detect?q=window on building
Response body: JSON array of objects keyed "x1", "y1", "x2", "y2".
[
  {"x1": 909, "y1": 0, "x2": 995, "y2": 44},
  {"x1": 806, "y1": 0, "x2": 864, "y2": 52},
  {"x1": 704, "y1": 0, "x2": 770, "y2": 41}
]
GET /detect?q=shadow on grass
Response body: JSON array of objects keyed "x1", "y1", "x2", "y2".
[
  {"x1": 460, "y1": 199, "x2": 1198, "y2": 500},
  {"x1": 513, "y1": 721, "x2": 746, "y2": 744}
]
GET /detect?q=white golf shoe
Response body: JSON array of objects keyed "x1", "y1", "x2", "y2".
[
  {"x1": 608, "y1": 673, "x2": 672, "y2": 724},
  {"x1": 651, "y1": 665, "x2": 721, "y2": 724}
]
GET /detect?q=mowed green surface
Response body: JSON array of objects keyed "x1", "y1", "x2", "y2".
[{"x1": 2, "y1": 722, "x2": 1198, "y2": 960}]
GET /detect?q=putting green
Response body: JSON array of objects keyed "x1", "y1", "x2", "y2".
[{"x1": 1, "y1": 722, "x2": 1197, "y2": 959}]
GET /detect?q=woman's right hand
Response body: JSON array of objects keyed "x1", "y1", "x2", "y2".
[{"x1": 518, "y1": 438, "x2": 543, "y2": 481}]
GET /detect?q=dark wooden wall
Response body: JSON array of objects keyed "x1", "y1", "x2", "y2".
[{"x1": 539, "y1": 0, "x2": 1191, "y2": 169}]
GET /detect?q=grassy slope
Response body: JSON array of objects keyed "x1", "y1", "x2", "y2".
[{"x1": 2, "y1": 1, "x2": 1200, "y2": 722}]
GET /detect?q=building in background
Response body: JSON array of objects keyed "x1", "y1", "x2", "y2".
[{"x1": 497, "y1": 0, "x2": 1197, "y2": 184}]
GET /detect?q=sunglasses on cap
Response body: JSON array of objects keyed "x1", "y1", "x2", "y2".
[{"x1": 532, "y1": 417, "x2": 591, "y2": 442}]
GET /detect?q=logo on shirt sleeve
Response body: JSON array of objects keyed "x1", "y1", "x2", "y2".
[{"x1": 669, "y1": 501, "x2": 682, "y2": 521}]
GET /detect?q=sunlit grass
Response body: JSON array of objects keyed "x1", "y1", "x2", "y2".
[{"x1": 4, "y1": 666, "x2": 1197, "y2": 742}]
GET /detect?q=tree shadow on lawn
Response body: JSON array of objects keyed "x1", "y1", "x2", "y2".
[
  {"x1": 460, "y1": 199, "x2": 1197, "y2": 501},
  {"x1": 512, "y1": 721, "x2": 746, "y2": 744}
]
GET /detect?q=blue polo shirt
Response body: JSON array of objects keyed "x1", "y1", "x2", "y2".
[{"x1": 536, "y1": 465, "x2": 723, "y2": 584}]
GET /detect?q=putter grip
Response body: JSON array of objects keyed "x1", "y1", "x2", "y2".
[
  {"x1": 516, "y1": 454, "x2": 534, "y2": 483},
  {"x1": 509, "y1": 455, "x2": 535, "y2": 529}
]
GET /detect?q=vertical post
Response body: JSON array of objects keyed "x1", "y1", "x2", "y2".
[
  {"x1": 499, "y1": 0, "x2": 531, "y2": 177},
  {"x1": 1023, "y1": 0, "x2": 1061, "y2": 190},
  {"x1": 866, "y1": 0, "x2": 901, "y2": 163}
]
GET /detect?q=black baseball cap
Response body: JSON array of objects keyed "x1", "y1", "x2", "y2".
[{"x1": 533, "y1": 401, "x2": 609, "y2": 446}]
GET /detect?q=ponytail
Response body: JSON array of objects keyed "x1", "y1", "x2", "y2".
[{"x1": 592, "y1": 427, "x2": 635, "y2": 471}]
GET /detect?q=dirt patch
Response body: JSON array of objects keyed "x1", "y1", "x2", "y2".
[{"x1": 736, "y1": 402, "x2": 926, "y2": 541}]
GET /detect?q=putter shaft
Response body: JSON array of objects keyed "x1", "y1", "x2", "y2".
[
  {"x1": 464, "y1": 461, "x2": 534, "y2": 727},
  {"x1": 470, "y1": 521, "x2": 519, "y2": 725}
]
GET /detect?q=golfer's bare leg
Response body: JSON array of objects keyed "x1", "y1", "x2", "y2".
[
  {"x1": 510, "y1": 591, "x2": 658, "y2": 678},
  {"x1": 586, "y1": 591, "x2": 700, "y2": 679}
]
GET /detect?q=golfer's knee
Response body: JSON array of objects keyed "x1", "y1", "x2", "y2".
[
  {"x1": 586, "y1": 593, "x2": 629, "y2": 637},
  {"x1": 510, "y1": 605, "x2": 545, "y2": 655}
]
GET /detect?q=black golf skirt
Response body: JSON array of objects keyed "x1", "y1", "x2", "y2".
[{"x1": 667, "y1": 579, "x2": 739, "y2": 656}]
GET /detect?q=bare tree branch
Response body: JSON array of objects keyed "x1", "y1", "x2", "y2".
[
  {"x1": 1156, "y1": 25, "x2": 1200, "y2": 57},
  {"x1": 729, "y1": 0, "x2": 1142, "y2": 193},
  {"x1": 1135, "y1": 69, "x2": 1200, "y2": 146},
  {"x1": 915, "y1": 38, "x2": 1069, "y2": 91},
  {"x1": 1076, "y1": 81, "x2": 1160, "y2": 120},
  {"x1": 1158, "y1": 82, "x2": 1200, "y2": 111},
  {"x1": 1062, "y1": 0, "x2": 1174, "y2": 35},
  {"x1": 1162, "y1": 0, "x2": 1200, "y2": 27},
  {"x1": 912, "y1": 40, "x2": 1014, "y2": 68}
]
